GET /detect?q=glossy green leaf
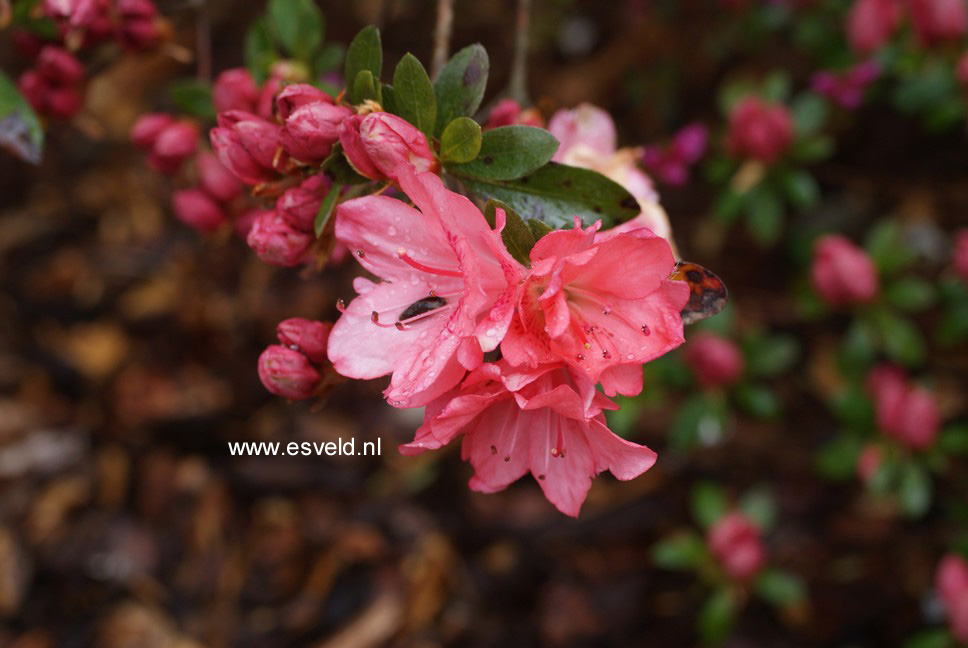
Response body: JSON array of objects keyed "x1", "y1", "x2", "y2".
[
  {"x1": 169, "y1": 79, "x2": 215, "y2": 121},
  {"x1": 244, "y1": 18, "x2": 276, "y2": 83},
  {"x1": 887, "y1": 277, "x2": 936, "y2": 312},
  {"x1": 484, "y1": 199, "x2": 534, "y2": 266},
  {"x1": 899, "y1": 462, "x2": 932, "y2": 517},
  {"x1": 447, "y1": 125, "x2": 558, "y2": 180},
  {"x1": 652, "y1": 533, "x2": 707, "y2": 569},
  {"x1": 875, "y1": 310, "x2": 926, "y2": 367},
  {"x1": 439, "y1": 117, "x2": 482, "y2": 163},
  {"x1": 314, "y1": 185, "x2": 341, "y2": 237},
  {"x1": 433, "y1": 44, "x2": 488, "y2": 136},
  {"x1": 392, "y1": 53, "x2": 436, "y2": 136},
  {"x1": 457, "y1": 162, "x2": 640, "y2": 230},
  {"x1": 345, "y1": 25, "x2": 382, "y2": 104},
  {"x1": 352, "y1": 70, "x2": 381, "y2": 104},
  {"x1": 699, "y1": 589, "x2": 736, "y2": 645},
  {"x1": 692, "y1": 481, "x2": 730, "y2": 529},
  {"x1": 267, "y1": 0, "x2": 323, "y2": 61},
  {"x1": 754, "y1": 569, "x2": 806, "y2": 607},
  {"x1": 744, "y1": 334, "x2": 799, "y2": 378}
]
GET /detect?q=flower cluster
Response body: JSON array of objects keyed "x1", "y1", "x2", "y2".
[{"x1": 15, "y1": 0, "x2": 166, "y2": 120}]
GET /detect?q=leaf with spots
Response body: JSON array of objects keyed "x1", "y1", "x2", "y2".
[
  {"x1": 458, "y1": 162, "x2": 640, "y2": 229},
  {"x1": 433, "y1": 44, "x2": 488, "y2": 136}
]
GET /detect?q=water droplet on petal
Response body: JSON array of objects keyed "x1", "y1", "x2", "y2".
[
  {"x1": 576, "y1": 353, "x2": 585, "y2": 361},
  {"x1": 387, "y1": 226, "x2": 397, "y2": 236},
  {"x1": 602, "y1": 350, "x2": 611, "y2": 359},
  {"x1": 356, "y1": 249, "x2": 365, "y2": 258},
  {"x1": 625, "y1": 353, "x2": 635, "y2": 360},
  {"x1": 641, "y1": 324, "x2": 651, "y2": 336}
]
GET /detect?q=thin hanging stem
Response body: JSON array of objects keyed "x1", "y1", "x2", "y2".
[
  {"x1": 508, "y1": 0, "x2": 531, "y2": 104},
  {"x1": 195, "y1": 0, "x2": 212, "y2": 80},
  {"x1": 431, "y1": 0, "x2": 455, "y2": 80}
]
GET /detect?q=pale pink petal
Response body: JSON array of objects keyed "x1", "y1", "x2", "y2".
[
  {"x1": 586, "y1": 418, "x2": 657, "y2": 479},
  {"x1": 599, "y1": 363, "x2": 644, "y2": 397},
  {"x1": 548, "y1": 103, "x2": 617, "y2": 159},
  {"x1": 529, "y1": 416, "x2": 596, "y2": 517}
]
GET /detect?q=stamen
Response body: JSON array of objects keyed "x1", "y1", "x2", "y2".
[{"x1": 396, "y1": 248, "x2": 462, "y2": 278}]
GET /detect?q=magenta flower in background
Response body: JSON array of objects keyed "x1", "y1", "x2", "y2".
[
  {"x1": 953, "y1": 229, "x2": 968, "y2": 281},
  {"x1": 856, "y1": 443, "x2": 883, "y2": 482},
  {"x1": 212, "y1": 68, "x2": 260, "y2": 114},
  {"x1": 726, "y1": 97, "x2": 793, "y2": 164},
  {"x1": 484, "y1": 98, "x2": 545, "y2": 130},
  {"x1": 810, "y1": 235, "x2": 880, "y2": 307},
  {"x1": 149, "y1": 120, "x2": 199, "y2": 174},
  {"x1": 326, "y1": 171, "x2": 523, "y2": 408},
  {"x1": 197, "y1": 151, "x2": 243, "y2": 203},
  {"x1": 937, "y1": 554, "x2": 968, "y2": 643},
  {"x1": 400, "y1": 361, "x2": 657, "y2": 517},
  {"x1": 811, "y1": 60, "x2": 881, "y2": 109},
  {"x1": 707, "y1": 511, "x2": 766, "y2": 582},
  {"x1": 683, "y1": 332, "x2": 744, "y2": 388},
  {"x1": 172, "y1": 188, "x2": 226, "y2": 233},
  {"x1": 257, "y1": 345, "x2": 321, "y2": 400},
  {"x1": 642, "y1": 122, "x2": 708, "y2": 186},
  {"x1": 500, "y1": 218, "x2": 687, "y2": 395},
  {"x1": 909, "y1": 0, "x2": 967, "y2": 45},
  {"x1": 866, "y1": 364, "x2": 940, "y2": 450}
]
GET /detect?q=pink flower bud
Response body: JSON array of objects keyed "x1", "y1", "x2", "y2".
[
  {"x1": 856, "y1": 444, "x2": 883, "y2": 482},
  {"x1": 847, "y1": 0, "x2": 901, "y2": 53},
  {"x1": 726, "y1": 97, "x2": 793, "y2": 164},
  {"x1": 257, "y1": 344, "x2": 320, "y2": 400},
  {"x1": 130, "y1": 113, "x2": 174, "y2": 150},
  {"x1": 149, "y1": 120, "x2": 198, "y2": 174},
  {"x1": 234, "y1": 208, "x2": 263, "y2": 239},
  {"x1": 357, "y1": 112, "x2": 439, "y2": 182},
  {"x1": 117, "y1": 13, "x2": 161, "y2": 51},
  {"x1": 683, "y1": 332, "x2": 744, "y2": 388},
  {"x1": 45, "y1": 86, "x2": 83, "y2": 120},
  {"x1": 954, "y1": 229, "x2": 968, "y2": 281},
  {"x1": 910, "y1": 0, "x2": 967, "y2": 45},
  {"x1": 810, "y1": 235, "x2": 879, "y2": 307},
  {"x1": 276, "y1": 318, "x2": 332, "y2": 363},
  {"x1": 280, "y1": 100, "x2": 352, "y2": 163},
  {"x1": 197, "y1": 151, "x2": 243, "y2": 203},
  {"x1": 707, "y1": 512, "x2": 766, "y2": 582},
  {"x1": 37, "y1": 46, "x2": 83, "y2": 85},
  {"x1": 246, "y1": 210, "x2": 313, "y2": 267},
  {"x1": 17, "y1": 70, "x2": 47, "y2": 113},
  {"x1": 256, "y1": 75, "x2": 283, "y2": 120},
  {"x1": 210, "y1": 111, "x2": 283, "y2": 185},
  {"x1": 275, "y1": 83, "x2": 333, "y2": 120},
  {"x1": 172, "y1": 188, "x2": 227, "y2": 232},
  {"x1": 277, "y1": 175, "x2": 328, "y2": 232},
  {"x1": 937, "y1": 554, "x2": 968, "y2": 643},
  {"x1": 338, "y1": 114, "x2": 381, "y2": 178},
  {"x1": 892, "y1": 386, "x2": 940, "y2": 450},
  {"x1": 485, "y1": 98, "x2": 523, "y2": 130},
  {"x1": 213, "y1": 68, "x2": 259, "y2": 114}
]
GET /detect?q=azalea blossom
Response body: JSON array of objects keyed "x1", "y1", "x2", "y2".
[
  {"x1": 326, "y1": 170, "x2": 522, "y2": 408},
  {"x1": 500, "y1": 218, "x2": 688, "y2": 394},
  {"x1": 400, "y1": 361, "x2": 657, "y2": 517},
  {"x1": 548, "y1": 103, "x2": 673, "y2": 245}
]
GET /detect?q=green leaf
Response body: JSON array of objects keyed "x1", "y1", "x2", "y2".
[
  {"x1": 745, "y1": 185, "x2": 784, "y2": 246},
  {"x1": 734, "y1": 383, "x2": 780, "y2": 419},
  {"x1": 940, "y1": 424, "x2": 968, "y2": 455},
  {"x1": 0, "y1": 70, "x2": 44, "y2": 164},
  {"x1": 886, "y1": 277, "x2": 936, "y2": 312},
  {"x1": 483, "y1": 199, "x2": 535, "y2": 266},
  {"x1": 314, "y1": 185, "x2": 341, "y2": 237},
  {"x1": 670, "y1": 394, "x2": 726, "y2": 451},
  {"x1": 345, "y1": 25, "x2": 382, "y2": 104},
  {"x1": 528, "y1": 218, "x2": 553, "y2": 241},
  {"x1": 739, "y1": 488, "x2": 776, "y2": 530},
  {"x1": 816, "y1": 435, "x2": 863, "y2": 480},
  {"x1": 352, "y1": 70, "x2": 381, "y2": 104},
  {"x1": 699, "y1": 589, "x2": 736, "y2": 645},
  {"x1": 744, "y1": 334, "x2": 799, "y2": 378},
  {"x1": 782, "y1": 169, "x2": 820, "y2": 210},
  {"x1": 456, "y1": 162, "x2": 640, "y2": 230},
  {"x1": 433, "y1": 44, "x2": 489, "y2": 136},
  {"x1": 169, "y1": 79, "x2": 215, "y2": 121},
  {"x1": 323, "y1": 145, "x2": 369, "y2": 185},
  {"x1": 713, "y1": 189, "x2": 746, "y2": 224},
  {"x1": 754, "y1": 569, "x2": 806, "y2": 608},
  {"x1": 866, "y1": 220, "x2": 915, "y2": 275},
  {"x1": 392, "y1": 53, "x2": 436, "y2": 136},
  {"x1": 899, "y1": 462, "x2": 932, "y2": 517},
  {"x1": 874, "y1": 310, "x2": 926, "y2": 367},
  {"x1": 267, "y1": 0, "x2": 324, "y2": 61},
  {"x1": 439, "y1": 117, "x2": 482, "y2": 163},
  {"x1": 447, "y1": 125, "x2": 558, "y2": 180},
  {"x1": 791, "y1": 92, "x2": 829, "y2": 136},
  {"x1": 652, "y1": 532, "x2": 707, "y2": 569},
  {"x1": 244, "y1": 18, "x2": 276, "y2": 83},
  {"x1": 791, "y1": 135, "x2": 834, "y2": 163},
  {"x1": 903, "y1": 629, "x2": 954, "y2": 648},
  {"x1": 314, "y1": 42, "x2": 345, "y2": 75},
  {"x1": 380, "y1": 84, "x2": 397, "y2": 115},
  {"x1": 692, "y1": 482, "x2": 730, "y2": 529}
]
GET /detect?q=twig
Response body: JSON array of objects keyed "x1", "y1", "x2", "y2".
[
  {"x1": 431, "y1": 0, "x2": 455, "y2": 80},
  {"x1": 196, "y1": 0, "x2": 212, "y2": 80},
  {"x1": 508, "y1": 0, "x2": 531, "y2": 104}
]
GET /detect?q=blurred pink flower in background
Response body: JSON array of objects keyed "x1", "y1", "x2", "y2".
[
  {"x1": 847, "y1": 0, "x2": 901, "y2": 53},
  {"x1": 707, "y1": 512, "x2": 766, "y2": 582},
  {"x1": 953, "y1": 229, "x2": 968, "y2": 281},
  {"x1": 937, "y1": 554, "x2": 968, "y2": 642},
  {"x1": 909, "y1": 0, "x2": 967, "y2": 45},
  {"x1": 642, "y1": 122, "x2": 708, "y2": 186},
  {"x1": 866, "y1": 364, "x2": 940, "y2": 450},
  {"x1": 810, "y1": 235, "x2": 880, "y2": 307},
  {"x1": 811, "y1": 60, "x2": 881, "y2": 109},
  {"x1": 684, "y1": 332, "x2": 744, "y2": 388},
  {"x1": 726, "y1": 97, "x2": 793, "y2": 164},
  {"x1": 484, "y1": 98, "x2": 545, "y2": 129}
]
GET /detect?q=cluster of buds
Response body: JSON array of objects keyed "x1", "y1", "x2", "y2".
[
  {"x1": 15, "y1": 0, "x2": 166, "y2": 120},
  {"x1": 706, "y1": 511, "x2": 766, "y2": 583},
  {"x1": 866, "y1": 364, "x2": 940, "y2": 450},
  {"x1": 810, "y1": 235, "x2": 880, "y2": 307},
  {"x1": 17, "y1": 46, "x2": 84, "y2": 120},
  {"x1": 258, "y1": 318, "x2": 332, "y2": 400},
  {"x1": 641, "y1": 122, "x2": 708, "y2": 186},
  {"x1": 811, "y1": 60, "x2": 882, "y2": 109},
  {"x1": 725, "y1": 96, "x2": 793, "y2": 165},
  {"x1": 683, "y1": 332, "x2": 744, "y2": 389}
]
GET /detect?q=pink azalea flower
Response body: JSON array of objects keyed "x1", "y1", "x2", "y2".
[
  {"x1": 707, "y1": 511, "x2": 766, "y2": 582},
  {"x1": 847, "y1": 0, "x2": 901, "y2": 53},
  {"x1": 326, "y1": 170, "x2": 523, "y2": 408},
  {"x1": 400, "y1": 361, "x2": 658, "y2": 517},
  {"x1": 642, "y1": 122, "x2": 708, "y2": 187},
  {"x1": 810, "y1": 235, "x2": 880, "y2": 307},
  {"x1": 500, "y1": 219, "x2": 688, "y2": 394},
  {"x1": 684, "y1": 331, "x2": 744, "y2": 388},
  {"x1": 726, "y1": 97, "x2": 793, "y2": 164},
  {"x1": 953, "y1": 229, "x2": 968, "y2": 281},
  {"x1": 866, "y1": 364, "x2": 940, "y2": 450},
  {"x1": 937, "y1": 554, "x2": 968, "y2": 643}
]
